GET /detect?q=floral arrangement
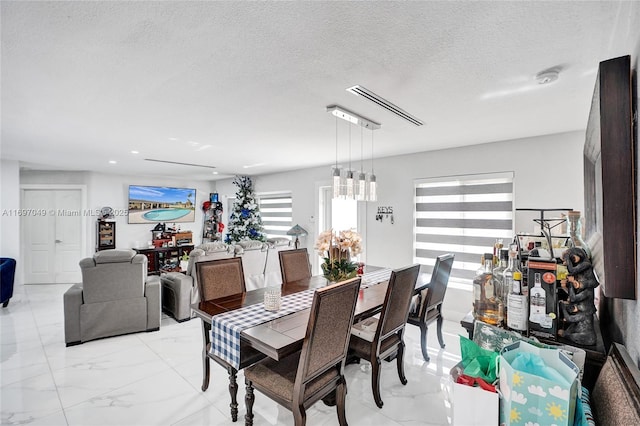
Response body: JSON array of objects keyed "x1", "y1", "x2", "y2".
[{"x1": 315, "y1": 229, "x2": 362, "y2": 282}]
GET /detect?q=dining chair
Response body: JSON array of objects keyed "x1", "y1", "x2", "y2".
[
  {"x1": 279, "y1": 248, "x2": 312, "y2": 283},
  {"x1": 244, "y1": 277, "x2": 362, "y2": 426},
  {"x1": 407, "y1": 253, "x2": 454, "y2": 361},
  {"x1": 195, "y1": 257, "x2": 266, "y2": 422},
  {"x1": 348, "y1": 264, "x2": 420, "y2": 408}
]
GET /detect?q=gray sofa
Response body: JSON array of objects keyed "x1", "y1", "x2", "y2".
[
  {"x1": 161, "y1": 238, "x2": 293, "y2": 321},
  {"x1": 64, "y1": 249, "x2": 161, "y2": 346}
]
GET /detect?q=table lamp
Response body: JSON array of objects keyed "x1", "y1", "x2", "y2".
[{"x1": 286, "y1": 224, "x2": 308, "y2": 249}]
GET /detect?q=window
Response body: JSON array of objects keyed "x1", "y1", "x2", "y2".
[
  {"x1": 258, "y1": 192, "x2": 293, "y2": 240},
  {"x1": 413, "y1": 172, "x2": 514, "y2": 288}
]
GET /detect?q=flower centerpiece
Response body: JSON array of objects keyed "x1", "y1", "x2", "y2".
[{"x1": 315, "y1": 229, "x2": 362, "y2": 283}]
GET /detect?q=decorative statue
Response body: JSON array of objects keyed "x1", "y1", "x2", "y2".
[{"x1": 558, "y1": 247, "x2": 600, "y2": 346}]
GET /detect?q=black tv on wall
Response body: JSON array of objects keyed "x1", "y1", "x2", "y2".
[{"x1": 128, "y1": 185, "x2": 196, "y2": 224}]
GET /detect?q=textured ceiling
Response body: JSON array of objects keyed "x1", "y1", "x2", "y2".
[{"x1": 1, "y1": 1, "x2": 639, "y2": 181}]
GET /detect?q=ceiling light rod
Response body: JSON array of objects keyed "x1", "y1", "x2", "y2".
[{"x1": 326, "y1": 105, "x2": 381, "y2": 130}]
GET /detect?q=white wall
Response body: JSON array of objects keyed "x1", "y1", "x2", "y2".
[
  {"x1": 20, "y1": 170, "x2": 214, "y2": 257},
  {"x1": 215, "y1": 130, "x2": 585, "y2": 321},
  {"x1": 1, "y1": 160, "x2": 21, "y2": 261}
]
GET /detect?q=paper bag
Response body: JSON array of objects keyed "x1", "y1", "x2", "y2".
[{"x1": 498, "y1": 340, "x2": 579, "y2": 426}]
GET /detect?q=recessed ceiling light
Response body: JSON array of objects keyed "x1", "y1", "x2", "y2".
[
  {"x1": 109, "y1": 160, "x2": 117, "y2": 164},
  {"x1": 243, "y1": 163, "x2": 266, "y2": 169},
  {"x1": 212, "y1": 171, "x2": 219, "y2": 175},
  {"x1": 168, "y1": 137, "x2": 178, "y2": 141},
  {"x1": 130, "y1": 150, "x2": 139, "y2": 154},
  {"x1": 535, "y1": 67, "x2": 561, "y2": 84}
]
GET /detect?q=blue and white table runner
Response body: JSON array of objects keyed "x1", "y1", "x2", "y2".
[{"x1": 210, "y1": 268, "x2": 392, "y2": 369}]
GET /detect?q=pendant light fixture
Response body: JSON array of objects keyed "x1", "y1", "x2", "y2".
[
  {"x1": 331, "y1": 114, "x2": 341, "y2": 199},
  {"x1": 368, "y1": 128, "x2": 377, "y2": 202},
  {"x1": 327, "y1": 105, "x2": 380, "y2": 202}
]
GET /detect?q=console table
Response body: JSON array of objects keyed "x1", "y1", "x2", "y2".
[
  {"x1": 135, "y1": 245, "x2": 194, "y2": 275},
  {"x1": 460, "y1": 311, "x2": 607, "y2": 391}
]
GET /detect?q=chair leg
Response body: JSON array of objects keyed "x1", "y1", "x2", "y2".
[
  {"x1": 396, "y1": 341, "x2": 407, "y2": 385},
  {"x1": 228, "y1": 367, "x2": 239, "y2": 422},
  {"x1": 244, "y1": 381, "x2": 254, "y2": 426},
  {"x1": 293, "y1": 403, "x2": 307, "y2": 426},
  {"x1": 436, "y1": 314, "x2": 446, "y2": 349},
  {"x1": 419, "y1": 323, "x2": 430, "y2": 362},
  {"x1": 201, "y1": 352, "x2": 210, "y2": 391},
  {"x1": 371, "y1": 355, "x2": 384, "y2": 408},
  {"x1": 336, "y1": 379, "x2": 348, "y2": 426}
]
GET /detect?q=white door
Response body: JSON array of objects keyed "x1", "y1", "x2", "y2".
[{"x1": 22, "y1": 189, "x2": 83, "y2": 284}]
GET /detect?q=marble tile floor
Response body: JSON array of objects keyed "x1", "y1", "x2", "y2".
[{"x1": 1, "y1": 284, "x2": 465, "y2": 426}]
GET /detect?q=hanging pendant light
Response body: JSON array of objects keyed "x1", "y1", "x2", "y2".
[
  {"x1": 345, "y1": 122, "x2": 354, "y2": 200},
  {"x1": 368, "y1": 128, "x2": 377, "y2": 202},
  {"x1": 327, "y1": 105, "x2": 380, "y2": 202},
  {"x1": 356, "y1": 125, "x2": 366, "y2": 201},
  {"x1": 331, "y1": 115, "x2": 342, "y2": 199}
]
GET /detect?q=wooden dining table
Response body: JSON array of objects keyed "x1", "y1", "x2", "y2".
[{"x1": 191, "y1": 268, "x2": 431, "y2": 364}]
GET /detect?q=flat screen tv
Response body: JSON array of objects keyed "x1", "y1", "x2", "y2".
[{"x1": 128, "y1": 185, "x2": 196, "y2": 224}]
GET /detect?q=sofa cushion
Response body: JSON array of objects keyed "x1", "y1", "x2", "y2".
[
  {"x1": 197, "y1": 242, "x2": 232, "y2": 253},
  {"x1": 93, "y1": 249, "x2": 137, "y2": 264}
]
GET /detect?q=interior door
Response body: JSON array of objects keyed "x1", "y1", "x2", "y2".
[{"x1": 22, "y1": 189, "x2": 83, "y2": 284}]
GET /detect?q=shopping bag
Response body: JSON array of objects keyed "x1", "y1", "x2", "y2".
[{"x1": 498, "y1": 340, "x2": 579, "y2": 426}]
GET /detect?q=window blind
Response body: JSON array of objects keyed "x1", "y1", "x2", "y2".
[
  {"x1": 258, "y1": 192, "x2": 293, "y2": 240},
  {"x1": 413, "y1": 173, "x2": 514, "y2": 287}
]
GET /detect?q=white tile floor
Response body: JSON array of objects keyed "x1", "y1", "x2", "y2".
[{"x1": 1, "y1": 284, "x2": 465, "y2": 426}]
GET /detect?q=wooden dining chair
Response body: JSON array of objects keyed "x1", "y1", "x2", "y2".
[
  {"x1": 407, "y1": 253, "x2": 454, "y2": 361},
  {"x1": 348, "y1": 264, "x2": 420, "y2": 408},
  {"x1": 279, "y1": 248, "x2": 312, "y2": 283},
  {"x1": 244, "y1": 277, "x2": 362, "y2": 426},
  {"x1": 195, "y1": 257, "x2": 266, "y2": 422}
]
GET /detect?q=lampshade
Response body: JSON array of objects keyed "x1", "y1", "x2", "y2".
[
  {"x1": 286, "y1": 224, "x2": 308, "y2": 237},
  {"x1": 287, "y1": 224, "x2": 308, "y2": 249}
]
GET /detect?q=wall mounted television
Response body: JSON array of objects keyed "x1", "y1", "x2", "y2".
[{"x1": 128, "y1": 185, "x2": 196, "y2": 224}]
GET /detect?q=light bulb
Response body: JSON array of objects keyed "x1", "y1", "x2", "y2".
[
  {"x1": 346, "y1": 170, "x2": 354, "y2": 200},
  {"x1": 368, "y1": 174, "x2": 377, "y2": 202}
]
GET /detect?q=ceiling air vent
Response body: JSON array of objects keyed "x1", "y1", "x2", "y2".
[
  {"x1": 144, "y1": 159, "x2": 216, "y2": 169},
  {"x1": 346, "y1": 85, "x2": 424, "y2": 126}
]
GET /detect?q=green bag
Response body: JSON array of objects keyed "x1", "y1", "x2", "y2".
[{"x1": 460, "y1": 335, "x2": 498, "y2": 383}]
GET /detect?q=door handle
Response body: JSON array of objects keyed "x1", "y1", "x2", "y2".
[{"x1": 55, "y1": 239, "x2": 62, "y2": 243}]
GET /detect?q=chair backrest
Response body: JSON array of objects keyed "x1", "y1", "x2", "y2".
[
  {"x1": 195, "y1": 257, "x2": 246, "y2": 302},
  {"x1": 79, "y1": 249, "x2": 146, "y2": 303},
  {"x1": 279, "y1": 248, "x2": 312, "y2": 283},
  {"x1": 377, "y1": 264, "x2": 421, "y2": 339},
  {"x1": 420, "y1": 253, "x2": 454, "y2": 316},
  {"x1": 295, "y1": 277, "x2": 361, "y2": 393}
]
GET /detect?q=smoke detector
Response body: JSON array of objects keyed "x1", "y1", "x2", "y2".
[{"x1": 535, "y1": 68, "x2": 560, "y2": 84}]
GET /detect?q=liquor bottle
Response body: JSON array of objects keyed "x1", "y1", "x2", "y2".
[
  {"x1": 529, "y1": 272, "x2": 546, "y2": 324},
  {"x1": 492, "y1": 249, "x2": 509, "y2": 323},
  {"x1": 473, "y1": 253, "x2": 501, "y2": 325},
  {"x1": 567, "y1": 211, "x2": 592, "y2": 259},
  {"x1": 502, "y1": 245, "x2": 521, "y2": 324},
  {"x1": 507, "y1": 271, "x2": 528, "y2": 333},
  {"x1": 493, "y1": 239, "x2": 504, "y2": 266}
]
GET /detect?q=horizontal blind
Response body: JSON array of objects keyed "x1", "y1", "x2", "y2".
[
  {"x1": 413, "y1": 173, "x2": 514, "y2": 287},
  {"x1": 258, "y1": 192, "x2": 293, "y2": 240}
]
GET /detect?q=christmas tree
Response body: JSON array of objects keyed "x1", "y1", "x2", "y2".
[{"x1": 225, "y1": 175, "x2": 267, "y2": 243}]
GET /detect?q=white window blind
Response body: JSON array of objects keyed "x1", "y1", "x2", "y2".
[
  {"x1": 413, "y1": 173, "x2": 514, "y2": 287},
  {"x1": 258, "y1": 192, "x2": 293, "y2": 240}
]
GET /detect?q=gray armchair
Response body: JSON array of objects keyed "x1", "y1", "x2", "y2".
[{"x1": 64, "y1": 249, "x2": 161, "y2": 346}]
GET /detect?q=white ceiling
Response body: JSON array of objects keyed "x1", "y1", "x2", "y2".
[{"x1": 2, "y1": 1, "x2": 639, "y2": 181}]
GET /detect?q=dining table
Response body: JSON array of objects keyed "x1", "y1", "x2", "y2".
[{"x1": 191, "y1": 266, "x2": 431, "y2": 368}]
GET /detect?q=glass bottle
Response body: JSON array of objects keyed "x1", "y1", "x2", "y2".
[
  {"x1": 502, "y1": 245, "x2": 521, "y2": 324},
  {"x1": 473, "y1": 253, "x2": 501, "y2": 325},
  {"x1": 507, "y1": 271, "x2": 528, "y2": 333},
  {"x1": 529, "y1": 272, "x2": 546, "y2": 324},
  {"x1": 567, "y1": 211, "x2": 592, "y2": 259},
  {"x1": 492, "y1": 249, "x2": 509, "y2": 323}
]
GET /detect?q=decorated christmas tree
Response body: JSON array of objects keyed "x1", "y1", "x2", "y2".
[{"x1": 225, "y1": 175, "x2": 267, "y2": 243}]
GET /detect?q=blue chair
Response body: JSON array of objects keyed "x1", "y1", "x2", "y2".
[{"x1": 1, "y1": 257, "x2": 17, "y2": 307}]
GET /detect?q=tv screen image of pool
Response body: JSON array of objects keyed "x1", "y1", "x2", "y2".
[{"x1": 128, "y1": 185, "x2": 196, "y2": 224}]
